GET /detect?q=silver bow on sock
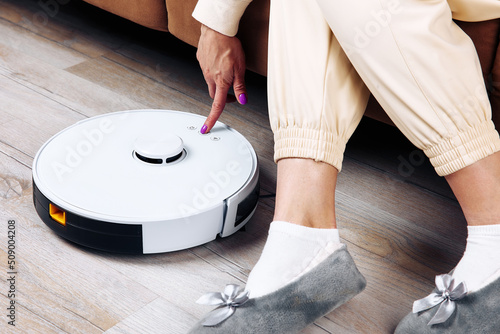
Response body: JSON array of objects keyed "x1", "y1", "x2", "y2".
[
  {"x1": 196, "y1": 284, "x2": 250, "y2": 326},
  {"x1": 412, "y1": 274, "x2": 467, "y2": 326}
]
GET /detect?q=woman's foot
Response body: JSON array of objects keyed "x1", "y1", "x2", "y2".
[
  {"x1": 245, "y1": 221, "x2": 344, "y2": 298},
  {"x1": 395, "y1": 271, "x2": 500, "y2": 333},
  {"x1": 189, "y1": 246, "x2": 366, "y2": 333}
]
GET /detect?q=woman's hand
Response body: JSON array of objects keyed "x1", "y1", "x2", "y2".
[{"x1": 197, "y1": 24, "x2": 247, "y2": 134}]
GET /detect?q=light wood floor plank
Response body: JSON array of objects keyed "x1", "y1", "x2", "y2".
[
  {"x1": 0, "y1": 14, "x2": 89, "y2": 69},
  {"x1": 0, "y1": 151, "x2": 31, "y2": 201},
  {"x1": 0, "y1": 75, "x2": 83, "y2": 132},
  {"x1": 0, "y1": 43, "x2": 146, "y2": 118},
  {"x1": 104, "y1": 298, "x2": 198, "y2": 334},
  {"x1": 0, "y1": 297, "x2": 66, "y2": 333},
  {"x1": 0, "y1": 0, "x2": 115, "y2": 59},
  {"x1": 337, "y1": 159, "x2": 466, "y2": 276}
]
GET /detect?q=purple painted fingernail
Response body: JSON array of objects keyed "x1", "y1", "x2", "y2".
[
  {"x1": 200, "y1": 124, "x2": 208, "y2": 134},
  {"x1": 239, "y1": 93, "x2": 247, "y2": 105}
]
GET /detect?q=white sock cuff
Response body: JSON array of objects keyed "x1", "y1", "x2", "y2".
[
  {"x1": 269, "y1": 221, "x2": 340, "y2": 243},
  {"x1": 468, "y1": 224, "x2": 500, "y2": 236}
]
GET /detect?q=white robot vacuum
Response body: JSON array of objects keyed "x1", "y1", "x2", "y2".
[{"x1": 32, "y1": 110, "x2": 259, "y2": 254}]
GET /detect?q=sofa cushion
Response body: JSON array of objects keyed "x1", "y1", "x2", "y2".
[{"x1": 164, "y1": 0, "x2": 200, "y2": 46}]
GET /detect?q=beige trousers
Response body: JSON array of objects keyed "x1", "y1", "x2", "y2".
[{"x1": 268, "y1": 0, "x2": 500, "y2": 176}]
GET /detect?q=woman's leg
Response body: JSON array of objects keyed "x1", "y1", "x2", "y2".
[
  {"x1": 446, "y1": 152, "x2": 500, "y2": 227},
  {"x1": 244, "y1": 0, "x2": 370, "y2": 300},
  {"x1": 273, "y1": 158, "x2": 337, "y2": 229},
  {"x1": 311, "y1": 0, "x2": 500, "y2": 330},
  {"x1": 443, "y1": 152, "x2": 500, "y2": 295},
  {"x1": 395, "y1": 153, "x2": 500, "y2": 331},
  {"x1": 191, "y1": 7, "x2": 370, "y2": 322},
  {"x1": 189, "y1": 0, "x2": 368, "y2": 330},
  {"x1": 244, "y1": 159, "x2": 343, "y2": 298}
]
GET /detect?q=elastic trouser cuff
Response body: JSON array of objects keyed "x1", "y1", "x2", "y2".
[
  {"x1": 274, "y1": 127, "x2": 346, "y2": 172},
  {"x1": 425, "y1": 120, "x2": 500, "y2": 176}
]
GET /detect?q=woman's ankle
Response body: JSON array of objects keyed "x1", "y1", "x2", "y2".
[
  {"x1": 275, "y1": 158, "x2": 338, "y2": 229},
  {"x1": 272, "y1": 213, "x2": 336, "y2": 228}
]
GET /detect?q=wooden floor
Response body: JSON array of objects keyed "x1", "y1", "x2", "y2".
[{"x1": 0, "y1": 1, "x2": 469, "y2": 333}]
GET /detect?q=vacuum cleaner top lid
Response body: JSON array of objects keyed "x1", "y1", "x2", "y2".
[{"x1": 32, "y1": 110, "x2": 258, "y2": 223}]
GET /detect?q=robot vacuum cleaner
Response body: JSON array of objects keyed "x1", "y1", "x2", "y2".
[{"x1": 32, "y1": 110, "x2": 259, "y2": 254}]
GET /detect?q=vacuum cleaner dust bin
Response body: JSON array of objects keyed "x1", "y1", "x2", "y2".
[{"x1": 32, "y1": 110, "x2": 259, "y2": 254}]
